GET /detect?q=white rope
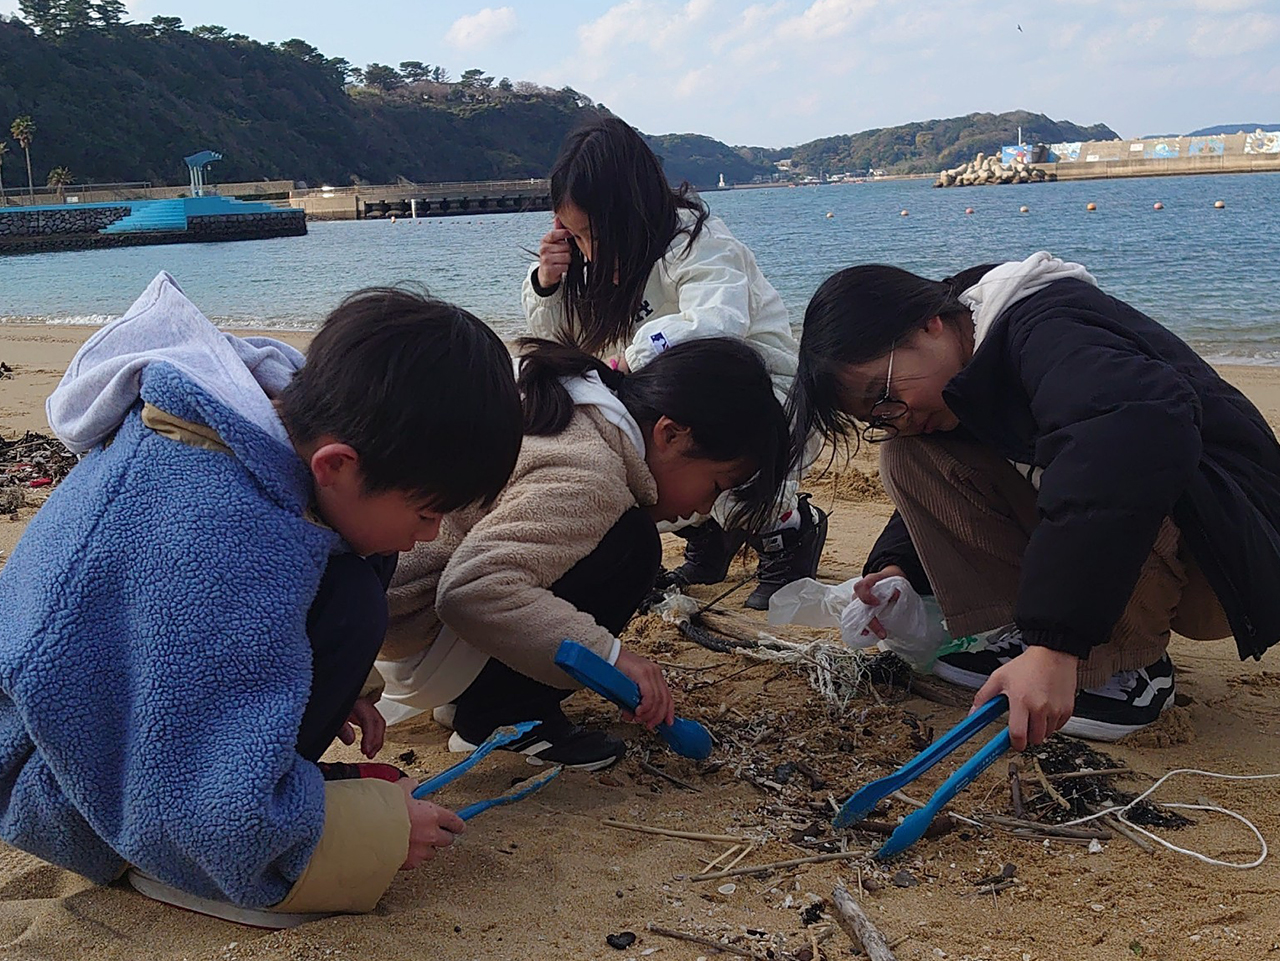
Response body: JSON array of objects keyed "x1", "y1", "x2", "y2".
[{"x1": 1052, "y1": 768, "x2": 1280, "y2": 869}]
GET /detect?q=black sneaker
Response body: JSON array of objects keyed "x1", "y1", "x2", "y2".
[
  {"x1": 667, "y1": 519, "x2": 748, "y2": 587},
  {"x1": 745, "y1": 494, "x2": 829, "y2": 610},
  {"x1": 931, "y1": 625, "x2": 1027, "y2": 688},
  {"x1": 1061, "y1": 656, "x2": 1175, "y2": 741},
  {"x1": 448, "y1": 722, "x2": 626, "y2": 773}
]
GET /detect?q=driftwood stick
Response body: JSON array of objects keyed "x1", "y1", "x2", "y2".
[
  {"x1": 981, "y1": 814, "x2": 1111, "y2": 840},
  {"x1": 831, "y1": 885, "x2": 899, "y2": 961},
  {"x1": 702, "y1": 844, "x2": 742, "y2": 871},
  {"x1": 646, "y1": 924, "x2": 761, "y2": 959},
  {"x1": 639, "y1": 758, "x2": 701, "y2": 793},
  {"x1": 1008, "y1": 761, "x2": 1025, "y2": 819},
  {"x1": 721, "y1": 844, "x2": 755, "y2": 872},
  {"x1": 689, "y1": 850, "x2": 864, "y2": 882},
  {"x1": 1048, "y1": 767, "x2": 1134, "y2": 781},
  {"x1": 1103, "y1": 815, "x2": 1156, "y2": 853},
  {"x1": 1031, "y1": 758, "x2": 1072, "y2": 810},
  {"x1": 602, "y1": 819, "x2": 748, "y2": 843}
]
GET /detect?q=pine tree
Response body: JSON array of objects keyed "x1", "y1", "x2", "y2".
[
  {"x1": 18, "y1": 0, "x2": 60, "y2": 35},
  {"x1": 93, "y1": 0, "x2": 127, "y2": 25}
]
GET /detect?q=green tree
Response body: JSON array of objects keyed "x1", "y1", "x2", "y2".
[
  {"x1": 18, "y1": 0, "x2": 59, "y2": 35},
  {"x1": 46, "y1": 165, "x2": 72, "y2": 200},
  {"x1": 279, "y1": 38, "x2": 325, "y2": 65},
  {"x1": 93, "y1": 0, "x2": 127, "y2": 25},
  {"x1": 459, "y1": 68, "x2": 493, "y2": 88},
  {"x1": 150, "y1": 15, "x2": 183, "y2": 32},
  {"x1": 10, "y1": 116, "x2": 36, "y2": 198},
  {"x1": 62, "y1": 0, "x2": 94, "y2": 30},
  {"x1": 398, "y1": 60, "x2": 430, "y2": 82},
  {"x1": 0, "y1": 142, "x2": 8, "y2": 206},
  {"x1": 190, "y1": 24, "x2": 229, "y2": 38},
  {"x1": 362, "y1": 63, "x2": 402, "y2": 91},
  {"x1": 429, "y1": 65, "x2": 449, "y2": 83}
]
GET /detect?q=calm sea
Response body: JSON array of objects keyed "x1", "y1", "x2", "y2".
[{"x1": 2, "y1": 172, "x2": 1278, "y2": 363}]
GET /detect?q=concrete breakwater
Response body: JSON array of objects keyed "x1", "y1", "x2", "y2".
[
  {"x1": 290, "y1": 179, "x2": 551, "y2": 221},
  {"x1": 0, "y1": 198, "x2": 305, "y2": 256},
  {"x1": 935, "y1": 153, "x2": 1049, "y2": 187}
]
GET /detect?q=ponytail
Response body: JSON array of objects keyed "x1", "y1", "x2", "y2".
[{"x1": 517, "y1": 337, "x2": 791, "y2": 536}]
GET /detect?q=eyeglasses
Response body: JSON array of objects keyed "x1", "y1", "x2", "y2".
[{"x1": 862, "y1": 344, "x2": 909, "y2": 443}]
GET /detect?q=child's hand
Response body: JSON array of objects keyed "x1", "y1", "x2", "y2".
[
  {"x1": 854, "y1": 564, "x2": 905, "y2": 640},
  {"x1": 398, "y1": 779, "x2": 465, "y2": 869},
  {"x1": 536, "y1": 215, "x2": 573, "y2": 290},
  {"x1": 614, "y1": 649, "x2": 676, "y2": 729},
  {"x1": 338, "y1": 694, "x2": 386, "y2": 758},
  {"x1": 972, "y1": 645, "x2": 1078, "y2": 752}
]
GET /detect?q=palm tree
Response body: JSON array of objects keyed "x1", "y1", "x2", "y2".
[
  {"x1": 46, "y1": 166, "x2": 72, "y2": 201},
  {"x1": 0, "y1": 142, "x2": 8, "y2": 206},
  {"x1": 10, "y1": 116, "x2": 36, "y2": 199}
]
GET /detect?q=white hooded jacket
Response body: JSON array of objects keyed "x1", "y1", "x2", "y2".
[{"x1": 522, "y1": 211, "x2": 799, "y2": 394}]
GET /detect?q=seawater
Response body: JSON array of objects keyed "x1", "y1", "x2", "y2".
[{"x1": 2, "y1": 172, "x2": 1278, "y2": 363}]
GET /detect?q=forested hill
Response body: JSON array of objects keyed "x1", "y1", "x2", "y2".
[
  {"x1": 0, "y1": 15, "x2": 603, "y2": 187},
  {"x1": 787, "y1": 112, "x2": 1120, "y2": 176},
  {"x1": 0, "y1": 11, "x2": 1120, "y2": 190}
]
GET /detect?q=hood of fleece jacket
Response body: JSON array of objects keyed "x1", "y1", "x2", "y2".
[
  {"x1": 46, "y1": 271, "x2": 305, "y2": 454},
  {"x1": 960, "y1": 251, "x2": 1097, "y2": 348}
]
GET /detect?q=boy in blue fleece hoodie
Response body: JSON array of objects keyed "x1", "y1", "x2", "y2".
[{"x1": 0, "y1": 273, "x2": 522, "y2": 920}]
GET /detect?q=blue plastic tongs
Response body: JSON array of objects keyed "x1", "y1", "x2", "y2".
[
  {"x1": 412, "y1": 720, "x2": 563, "y2": 820},
  {"x1": 834, "y1": 695, "x2": 1011, "y2": 859}
]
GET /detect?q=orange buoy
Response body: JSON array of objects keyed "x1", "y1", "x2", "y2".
[
  {"x1": 1086, "y1": 202, "x2": 1097, "y2": 211},
  {"x1": 1153, "y1": 202, "x2": 1164, "y2": 210},
  {"x1": 965, "y1": 207, "x2": 974, "y2": 215},
  {"x1": 1019, "y1": 205, "x2": 1030, "y2": 213},
  {"x1": 1214, "y1": 200, "x2": 1226, "y2": 209}
]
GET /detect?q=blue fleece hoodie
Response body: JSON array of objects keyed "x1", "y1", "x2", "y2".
[{"x1": 0, "y1": 273, "x2": 339, "y2": 907}]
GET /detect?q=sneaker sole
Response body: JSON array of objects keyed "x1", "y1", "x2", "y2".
[
  {"x1": 929, "y1": 660, "x2": 988, "y2": 690},
  {"x1": 446, "y1": 731, "x2": 623, "y2": 773},
  {"x1": 127, "y1": 870, "x2": 331, "y2": 929},
  {"x1": 1059, "y1": 695, "x2": 1174, "y2": 742}
]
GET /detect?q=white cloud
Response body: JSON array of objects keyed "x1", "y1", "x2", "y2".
[
  {"x1": 776, "y1": 0, "x2": 878, "y2": 41},
  {"x1": 1188, "y1": 11, "x2": 1280, "y2": 56},
  {"x1": 444, "y1": 6, "x2": 518, "y2": 49}
]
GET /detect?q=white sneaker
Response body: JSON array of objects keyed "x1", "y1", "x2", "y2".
[
  {"x1": 432, "y1": 703, "x2": 457, "y2": 730},
  {"x1": 127, "y1": 870, "x2": 331, "y2": 929}
]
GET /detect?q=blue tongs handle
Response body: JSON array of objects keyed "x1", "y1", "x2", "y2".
[
  {"x1": 554, "y1": 640, "x2": 712, "y2": 760},
  {"x1": 876, "y1": 726, "x2": 1011, "y2": 859},
  {"x1": 412, "y1": 720, "x2": 539, "y2": 799},
  {"x1": 833, "y1": 695, "x2": 1010, "y2": 828},
  {"x1": 455, "y1": 766, "x2": 563, "y2": 821}
]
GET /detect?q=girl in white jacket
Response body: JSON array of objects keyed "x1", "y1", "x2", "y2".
[{"x1": 522, "y1": 116, "x2": 826, "y2": 610}]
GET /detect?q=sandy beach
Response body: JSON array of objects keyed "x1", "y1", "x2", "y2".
[{"x1": 3, "y1": 324, "x2": 1280, "y2": 961}]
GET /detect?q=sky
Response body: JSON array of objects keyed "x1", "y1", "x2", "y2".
[{"x1": 3, "y1": 0, "x2": 1277, "y2": 146}]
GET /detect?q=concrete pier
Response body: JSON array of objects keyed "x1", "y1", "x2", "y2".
[{"x1": 289, "y1": 179, "x2": 552, "y2": 221}]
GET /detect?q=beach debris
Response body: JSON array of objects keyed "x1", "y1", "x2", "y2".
[
  {"x1": 832, "y1": 886, "x2": 900, "y2": 961},
  {"x1": 0, "y1": 488, "x2": 22, "y2": 514},
  {"x1": 606, "y1": 931, "x2": 637, "y2": 950},
  {"x1": 689, "y1": 850, "x2": 864, "y2": 883},
  {"x1": 601, "y1": 818, "x2": 749, "y2": 844},
  {"x1": 890, "y1": 870, "x2": 918, "y2": 888},
  {"x1": 0, "y1": 361, "x2": 11, "y2": 379},
  {"x1": 1, "y1": 431, "x2": 78, "y2": 490},
  {"x1": 717, "y1": 882, "x2": 738, "y2": 895}
]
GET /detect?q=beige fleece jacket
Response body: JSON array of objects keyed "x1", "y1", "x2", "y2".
[{"x1": 383, "y1": 406, "x2": 657, "y2": 688}]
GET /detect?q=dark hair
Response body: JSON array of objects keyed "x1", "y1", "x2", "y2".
[
  {"x1": 279, "y1": 287, "x2": 523, "y2": 511},
  {"x1": 550, "y1": 116, "x2": 710, "y2": 356},
  {"x1": 516, "y1": 336, "x2": 789, "y2": 535},
  {"x1": 787, "y1": 263, "x2": 994, "y2": 457}
]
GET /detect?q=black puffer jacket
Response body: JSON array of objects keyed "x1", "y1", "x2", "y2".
[{"x1": 867, "y1": 277, "x2": 1280, "y2": 662}]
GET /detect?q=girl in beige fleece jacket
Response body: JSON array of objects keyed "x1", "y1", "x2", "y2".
[{"x1": 378, "y1": 336, "x2": 790, "y2": 770}]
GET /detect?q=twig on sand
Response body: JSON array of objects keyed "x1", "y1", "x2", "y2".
[
  {"x1": 1102, "y1": 814, "x2": 1155, "y2": 853},
  {"x1": 639, "y1": 758, "x2": 701, "y2": 793},
  {"x1": 831, "y1": 885, "x2": 899, "y2": 961},
  {"x1": 646, "y1": 924, "x2": 762, "y2": 959},
  {"x1": 689, "y1": 850, "x2": 864, "y2": 882},
  {"x1": 1030, "y1": 758, "x2": 1072, "y2": 810},
  {"x1": 602, "y1": 819, "x2": 748, "y2": 843},
  {"x1": 980, "y1": 814, "x2": 1111, "y2": 840},
  {"x1": 1049, "y1": 767, "x2": 1134, "y2": 781},
  {"x1": 1008, "y1": 760, "x2": 1025, "y2": 819}
]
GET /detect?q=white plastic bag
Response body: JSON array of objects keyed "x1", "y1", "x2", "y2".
[{"x1": 768, "y1": 575, "x2": 957, "y2": 670}]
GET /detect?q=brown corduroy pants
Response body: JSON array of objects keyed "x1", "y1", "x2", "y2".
[{"x1": 879, "y1": 432, "x2": 1230, "y2": 687}]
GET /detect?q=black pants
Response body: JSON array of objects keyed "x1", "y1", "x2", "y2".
[
  {"x1": 452, "y1": 506, "x2": 661, "y2": 744},
  {"x1": 296, "y1": 552, "x2": 398, "y2": 762}
]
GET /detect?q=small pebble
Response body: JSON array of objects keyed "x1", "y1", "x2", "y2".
[
  {"x1": 607, "y1": 932, "x2": 637, "y2": 950},
  {"x1": 718, "y1": 882, "x2": 737, "y2": 894},
  {"x1": 891, "y1": 869, "x2": 919, "y2": 888},
  {"x1": 1088, "y1": 839, "x2": 1103, "y2": 854},
  {"x1": 1090, "y1": 903, "x2": 1106, "y2": 912},
  {"x1": 1001, "y1": 863, "x2": 1017, "y2": 878},
  {"x1": 616, "y1": 890, "x2": 624, "y2": 898},
  {"x1": 863, "y1": 877, "x2": 883, "y2": 892}
]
